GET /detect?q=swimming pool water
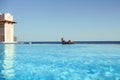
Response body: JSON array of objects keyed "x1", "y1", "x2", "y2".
[{"x1": 0, "y1": 44, "x2": 120, "y2": 80}]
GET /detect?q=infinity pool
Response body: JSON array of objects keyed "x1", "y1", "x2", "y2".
[{"x1": 0, "y1": 44, "x2": 120, "y2": 80}]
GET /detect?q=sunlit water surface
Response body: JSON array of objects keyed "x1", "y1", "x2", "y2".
[{"x1": 0, "y1": 44, "x2": 120, "y2": 80}]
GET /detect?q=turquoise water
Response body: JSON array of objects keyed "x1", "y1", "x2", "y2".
[{"x1": 0, "y1": 44, "x2": 120, "y2": 80}]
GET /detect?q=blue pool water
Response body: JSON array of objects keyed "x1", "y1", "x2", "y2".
[{"x1": 0, "y1": 44, "x2": 120, "y2": 80}]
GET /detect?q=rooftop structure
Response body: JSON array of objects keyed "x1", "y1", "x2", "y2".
[{"x1": 0, "y1": 13, "x2": 16, "y2": 43}]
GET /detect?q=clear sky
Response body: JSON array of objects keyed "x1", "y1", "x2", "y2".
[{"x1": 0, "y1": 0, "x2": 120, "y2": 41}]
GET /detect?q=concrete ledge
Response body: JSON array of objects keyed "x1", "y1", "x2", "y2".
[{"x1": 0, "y1": 42, "x2": 18, "y2": 44}]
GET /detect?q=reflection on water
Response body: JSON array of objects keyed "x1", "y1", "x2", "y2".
[
  {"x1": 1, "y1": 44, "x2": 120, "y2": 80},
  {"x1": 0, "y1": 44, "x2": 15, "y2": 80}
]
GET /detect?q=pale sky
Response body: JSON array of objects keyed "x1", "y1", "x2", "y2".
[{"x1": 0, "y1": 0, "x2": 120, "y2": 41}]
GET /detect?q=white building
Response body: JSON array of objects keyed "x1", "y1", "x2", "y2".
[{"x1": 0, "y1": 13, "x2": 16, "y2": 43}]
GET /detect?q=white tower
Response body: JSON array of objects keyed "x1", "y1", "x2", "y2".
[{"x1": 0, "y1": 13, "x2": 16, "y2": 43}]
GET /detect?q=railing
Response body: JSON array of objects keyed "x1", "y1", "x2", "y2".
[{"x1": 14, "y1": 36, "x2": 17, "y2": 41}]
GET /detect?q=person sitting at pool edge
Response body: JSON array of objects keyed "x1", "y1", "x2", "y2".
[{"x1": 61, "y1": 38, "x2": 74, "y2": 44}]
